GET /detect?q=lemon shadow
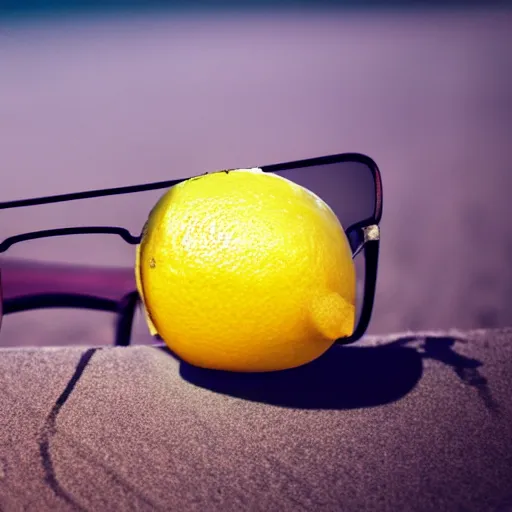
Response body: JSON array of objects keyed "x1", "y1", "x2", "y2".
[
  {"x1": 158, "y1": 341, "x2": 423, "y2": 410},
  {"x1": 157, "y1": 335, "x2": 496, "y2": 411}
]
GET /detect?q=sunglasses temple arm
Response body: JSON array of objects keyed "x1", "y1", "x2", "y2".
[
  {"x1": 356, "y1": 237, "x2": 379, "y2": 339},
  {"x1": 0, "y1": 260, "x2": 139, "y2": 345},
  {"x1": 115, "y1": 291, "x2": 139, "y2": 346},
  {"x1": 337, "y1": 228, "x2": 380, "y2": 345}
]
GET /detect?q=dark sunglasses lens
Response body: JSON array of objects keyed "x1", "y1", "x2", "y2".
[{"x1": 270, "y1": 160, "x2": 377, "y2": 237}]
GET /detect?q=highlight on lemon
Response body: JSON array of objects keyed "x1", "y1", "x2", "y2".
[{"x1": 135, "y1": 168, "x2": 356, "y2": 373}]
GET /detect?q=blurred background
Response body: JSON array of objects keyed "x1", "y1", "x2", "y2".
[{"x1": 1, "y1": 0, "x2": 511, "y2": 347}]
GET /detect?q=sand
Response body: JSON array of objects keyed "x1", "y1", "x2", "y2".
[{"x1": 1, "y1": 328, "x2": 511, "y2": 511}]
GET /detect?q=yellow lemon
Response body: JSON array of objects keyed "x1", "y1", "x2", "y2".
[{"x1": 135, "y1": 169, "x2": 356, "y2": 372}]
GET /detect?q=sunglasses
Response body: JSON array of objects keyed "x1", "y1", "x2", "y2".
[{"x1": 0, "y1": 152, "x2": 382, "y2": 348}]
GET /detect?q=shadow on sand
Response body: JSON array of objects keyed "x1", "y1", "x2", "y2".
[{"x1": 158, "y1": 335, "x2": 498, "y2": 411}]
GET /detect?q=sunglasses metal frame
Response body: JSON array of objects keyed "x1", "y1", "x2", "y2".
[{"x1": 0, "y1": 152, "x2": 382, "y2": 347}]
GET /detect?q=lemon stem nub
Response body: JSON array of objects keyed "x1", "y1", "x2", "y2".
[{"x1": 310, "y1": 291, "x2": 355, "y2": 341}]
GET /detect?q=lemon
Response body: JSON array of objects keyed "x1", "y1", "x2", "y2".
[{"x1": 135, "y1": 169, "x2": 356, "y2": 372}]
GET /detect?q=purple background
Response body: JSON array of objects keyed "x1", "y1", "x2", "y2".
[{"x1": 1, "y1": 8, "x2": 511, "y2": 346}]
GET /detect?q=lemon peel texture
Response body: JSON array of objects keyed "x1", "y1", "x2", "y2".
[{"x1": 136, "y1": 169, "x2": 356, "y2": 372}]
